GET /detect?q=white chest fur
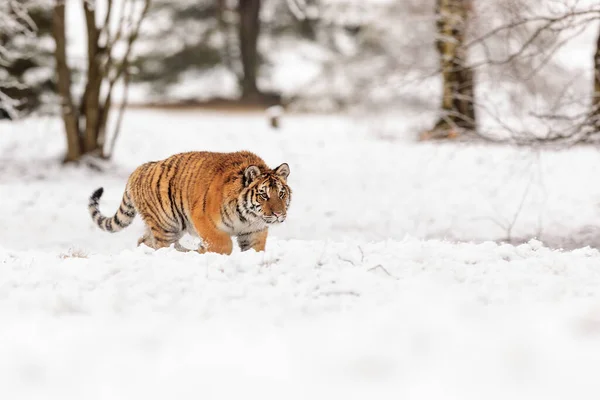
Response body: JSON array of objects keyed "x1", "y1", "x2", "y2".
[
  {"x1": 219, "y1": 204, "x2": 267, "y2": 235},
  {"x1": 231, "y1": 217, "x2": 267, "y2": 235}
]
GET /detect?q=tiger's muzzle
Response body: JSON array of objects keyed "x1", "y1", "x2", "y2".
[{"x1": 263, "y1": 212, "x2": 286, "y2": 224}]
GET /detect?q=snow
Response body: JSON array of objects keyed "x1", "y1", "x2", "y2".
[{"x1": 2, "y1": 110, "x2": 600, "y2": 399}]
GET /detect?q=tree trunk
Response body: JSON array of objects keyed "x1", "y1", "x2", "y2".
[
  {"x1": 423, "y1": 0, "x2": 476, "y2": 140},
  {"x1": 82, "y1": 1, "x2": 102, "y2": 154},
  {"x1": 51, "y1": 2, "x2": 81, "y2": 162},
  {"x1": 592, "y1": 24, "x2": 600, "y2": 129},
  {"x1": 217, "y1": 0, "x2": 241, "y2": 80},
  {"x1": 238, "y1": 0, "x2": 262, "y2": 99}
]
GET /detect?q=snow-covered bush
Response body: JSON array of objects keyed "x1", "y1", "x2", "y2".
[{"x1": 0, "y1": 0, "x2": 54, "y2": 119}]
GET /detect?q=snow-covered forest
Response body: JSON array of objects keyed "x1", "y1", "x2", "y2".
[{"x1": 2, "y1": 0, "x2": 600, "y2": 399}]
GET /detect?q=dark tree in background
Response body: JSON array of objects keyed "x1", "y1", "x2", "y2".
[
  {"x1": 134, "y1": 0, "x2": 286, "y2": 106},
  {"x1": 52, "y1": 2, "x2": 80, "y2": 162},
  {"x1": 592, "y1": 24, "x2": 600, "y2": 129},
  {"x1": 238, "y1": 0, "x2": 262, "y2": 99},
  {"x1": 133, "y1": 0, "x2": 222, "y2": 90},
  {"x1": 424, "y1": 0, "x2": 476, "y2": 140}
]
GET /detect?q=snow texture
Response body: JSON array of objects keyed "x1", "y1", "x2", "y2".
[{"x1": 2, "y1": 110, "x2": 600, "y2": 399}]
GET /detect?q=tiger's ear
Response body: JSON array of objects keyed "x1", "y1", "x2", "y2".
[
  {"x1": 274, "y1": 163, "x2": 290, "y2": 180},
  {"x1": 244, "y1": 165, "x2": 261, "y2": 186}
]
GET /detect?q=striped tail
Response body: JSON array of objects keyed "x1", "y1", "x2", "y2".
[{"x1": 88, "y1": 187, "x2": 137, "y2": 233}]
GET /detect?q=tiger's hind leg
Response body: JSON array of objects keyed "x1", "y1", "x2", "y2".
[
  {"x1": 174, "y1": 240, "x2": 192, "y2": 253},
  {"x1": 137, "y1": 228, "x2": 153, "y2": 247},
  {"x1": 137, "y1": 226, "x2": 183, "y2": 250},
  {"x1": 172, "y1": 241, "x2": 205, "y2": 254}
]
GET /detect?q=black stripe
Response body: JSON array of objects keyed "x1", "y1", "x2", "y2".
[
  {"x1": 159, "y1": 164, "x2": 180, "y2": 228},
  {"x1": 156, "y1": 163, "x2": 174, "y2": 220},
  {"x1": 245, "y1": 190, "x2": 259, "y2": 217},
  {"x1": 237, "y1": 235, "x2": 254, "y2": 251},
  {"x1": 168, "y1": 155, "x2": 185, "y2": 230},
  {"x1": 202, "y1": 174, "x2": 217, "y2": 213},
  {"x1": 113, "y1": 214, "x2": 124, "y2": 227},
  {"x1": 145, "y1": 165, "x2": 173, "y2": 228},
  {"x1": 244, "y1": 229, "x2": 263, "y2": 234},
  {"x1": 177, "y1": 179, "x2": 187, "y2": 231},
  {"x1": 185, "y1": 157, "x2": 198, "y2": 207},
  {"x1": 151, "y1": 227, "x2": 179, "y2": 242},
  {"x1": 142, "y1": 192, "x2": 171, "y2": 229},
  {"x1": 145, "y1": 166, "x2": 178, "y2": 231},
  {"x1": 177, "y1": 155, "x2": 189, "y2": 231},
  {"x1": 207, "y1": 216, "x2": 218, "y2": 229},
  {"x1": 119, "y1": 204, "x2": 136, "y2": 218},
  {"x1": 167, "y1": 177, "x2": 178, "y2": 223},
  {"x1": 220, "y1": 208, "x2": 233, "y2": 229},
  {"x1": 239, "y1": 238, "x2": 252, "y2": 247},
  {"x1": 105, "y1": 219, "x2": 113, "y2": 232},
  {"x1": 222, "y1": 206, "x2": 234, "y2": 225},
  {"x1": 140, "y1": 169, "x2": 163, "y2": 221},
  {"x1": 91, "y1": 210, "x2": 100, "y2": 218},
  {"x1": 236, "y1": 200, "x2": 248, "y2": 223}
]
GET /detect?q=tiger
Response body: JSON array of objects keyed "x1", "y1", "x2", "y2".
[{"x1": 88, "y1": 151, "x2": 291, "y2": 255}]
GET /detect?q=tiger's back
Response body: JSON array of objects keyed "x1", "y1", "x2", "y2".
[{"x1": 88, "y1": 151, "x2": 292, "y2": 254}]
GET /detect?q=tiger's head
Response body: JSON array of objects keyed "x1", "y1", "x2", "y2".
[{"x1": 240, "y1": 163, "x2": 291, "y2": 224}]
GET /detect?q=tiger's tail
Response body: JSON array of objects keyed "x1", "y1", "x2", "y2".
[{"x1": 88, "y1": 187, "x2": 137, "y2": 232}]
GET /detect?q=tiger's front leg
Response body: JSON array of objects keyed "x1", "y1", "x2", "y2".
[
  {"x1": 192, "y1": 216, "x2": 233, "y2": 255},
  {"x1": 237, "y1": 229, "x2": 268, "y2": 252}
]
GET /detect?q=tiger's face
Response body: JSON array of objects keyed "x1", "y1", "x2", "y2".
[{"x1": 242, "y1": 163, "x2": 291, "y2": 224}]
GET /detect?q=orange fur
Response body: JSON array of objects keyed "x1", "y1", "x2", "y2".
[{"x1": 88, "y1": 151, "x2": 291, "y2": 254}]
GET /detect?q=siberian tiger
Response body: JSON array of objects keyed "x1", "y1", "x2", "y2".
[{"x1": 88, "y1": 151, "x2": 291, "y2": 254}]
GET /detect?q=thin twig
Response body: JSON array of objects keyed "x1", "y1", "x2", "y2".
[
  {"x1": 367, "y1": 264, "x2": 397, "y2": 279},
  {"x1": 106, "y1": 64, "x2": 130, "y2": 159}
]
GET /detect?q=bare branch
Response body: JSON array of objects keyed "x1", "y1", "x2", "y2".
[
  {"x1": 467, "y1": 8, "x2": 600, "y2": 49},
  {"x1": 100, "y1": 0, "x2": 113, "y2": 39},
  {"x1": 367, "y1": 265, "x2": 397, "y2": 279},
  {"x1": 98, "y1": 0, "x2": 151, "y2": 155},
  {"x1": 106, "y1": 65, "x2": 131, "y2": 159}
]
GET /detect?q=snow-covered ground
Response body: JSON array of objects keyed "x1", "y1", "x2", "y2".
[{"x1": 2, "y1": 110, "x2": 600, "y2": 399}]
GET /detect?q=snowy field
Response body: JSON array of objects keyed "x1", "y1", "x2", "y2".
[{"x1": 3, "y1": 110, "x2": 600, "y2": 398}]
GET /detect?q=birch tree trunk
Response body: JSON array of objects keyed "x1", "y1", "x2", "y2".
[{"x1": 423, "y1": 0, "x2": 476, "y2": 139}]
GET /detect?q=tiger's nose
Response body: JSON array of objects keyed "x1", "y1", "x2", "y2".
[{"x1": 273, "y1": 211, "x2": 282, "y2": 217}]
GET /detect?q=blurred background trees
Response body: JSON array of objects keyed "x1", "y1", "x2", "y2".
[
  {"x1": 1, "y1": 0, "x2": 600, "y2": 156},
  {"x1": 0, "y1": 0, "x2": 55, "y2": 119}
]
